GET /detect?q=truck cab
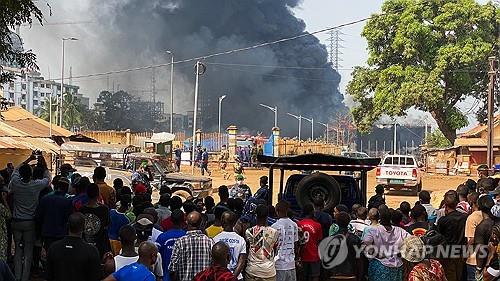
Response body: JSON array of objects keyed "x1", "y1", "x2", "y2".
[
  {"x1": 376, "y1": 154, "x2": 422, "y2": 195},
  {"x1": 257, "y1": 154, "x2": 380, "y2": 213}
]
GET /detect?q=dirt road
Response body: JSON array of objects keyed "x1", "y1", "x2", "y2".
[{"x1": 192, "y1": 165, "x2": 472, "y2": 209}]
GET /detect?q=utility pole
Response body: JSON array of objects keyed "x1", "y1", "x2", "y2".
[
  {"x1": 393, "y1": 121, "x2": 397, "y2": 154},
  {"x1": 487, "y1": 56, "x2": 498, "y2": 168},
  {"x1": 151, "y1": 64, "x2": 156, "y2": 122}
]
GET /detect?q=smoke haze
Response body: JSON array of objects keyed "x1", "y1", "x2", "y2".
[{"x1": 22, "y1": 0, "x2": 345, "y2": 136}]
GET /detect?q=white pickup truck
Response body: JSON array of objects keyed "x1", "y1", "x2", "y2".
[{"x1": 376, "y1": 155, "x2": 422, "y2": 195}]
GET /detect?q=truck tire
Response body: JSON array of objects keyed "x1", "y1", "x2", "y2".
[
  {"x1": 295, "y1": 173, "x2": 341, "y2": 210},
  {"x1": 172, "y1": 189, "x2": 192, "y2": 202}
]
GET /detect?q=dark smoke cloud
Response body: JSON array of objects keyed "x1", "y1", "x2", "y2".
[{"x1": 47, "y1": 0, "x2": 345, "y2": 136}]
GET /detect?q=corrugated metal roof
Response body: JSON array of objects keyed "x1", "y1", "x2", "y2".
[
  {"x1": 0, "y1": 137, "x2": 59, "y2": 152},
  {"x1": 0, "y1": 107, "x2": 72, "y2": 137},
  {"x1": 461, "y1": 115, "x2": 500, "y2": 137},
  {"x1": 454, "y1": 138, "x2": 500, "y2": 147}
]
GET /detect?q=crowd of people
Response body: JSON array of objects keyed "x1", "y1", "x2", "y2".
[{"x1": 3, "y1": 151, "x2": 500, "y2": 281}]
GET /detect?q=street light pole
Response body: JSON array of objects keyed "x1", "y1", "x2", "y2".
[
  {"x1": 166, "y1": 51, "x2": 174, "y2": 133},
  {"x1": 393, "y1": 121, "x2": 398, "y2": 154},
  {"x1": 259, "y1": 103, "x2": 278, "y2": 128},
  {"x1": 191, "y1": 61, "x2": 206, "y2": 174},
  {"x1": 287, "y1": 113, "x2": 302, "y2": 141},
  {"x1": 218, "y1": 95, "x2": 227, "y2": 135},
  {"x1": 59, "y1": 37, "x2": 77, "y2": 128},
  {"x1": 302, "y1": 116, "x2": 314, "y2": 140},
  {"x1": 318, "y1": 121, "x2": 329, "y2": 143}
]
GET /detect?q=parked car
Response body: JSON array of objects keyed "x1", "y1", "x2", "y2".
[
  {"x1": 60, "y1": 141, "x2": 212, "y2": 200},
  {"x1": 376, "y1": 154, "x2": 422, "y2": 195},
  {"x1": 258, "y1": 154, "x2": 380, "y2": 212}
]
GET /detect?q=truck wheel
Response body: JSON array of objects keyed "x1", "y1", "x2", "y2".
[
  {"x1": 295, "y1": 173, "x2": 341, "y2": 210},
  {"x1": 172, "y1": 190, "x2": 192, "y2": 202}
]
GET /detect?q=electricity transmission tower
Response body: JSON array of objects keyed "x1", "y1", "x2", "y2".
[{"x1": 327, "y1": 29, "x2": 344, "y2": 71}]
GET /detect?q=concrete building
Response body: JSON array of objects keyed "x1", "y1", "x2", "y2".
[{"x1": 0, "y1": 67, "x2": 88, "y2": 114}]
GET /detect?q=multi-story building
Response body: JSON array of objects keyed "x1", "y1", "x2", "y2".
[
  {"x1": 0, "y1": 67, "x2": 87, "y2": 114},
  {"x1": 0, "y1": 32, "x2": 89, "y2": 114}
]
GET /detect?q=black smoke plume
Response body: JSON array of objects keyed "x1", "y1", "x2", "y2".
[{"x1": 89, "y1": 0, "x2": 345, "y2": 137}]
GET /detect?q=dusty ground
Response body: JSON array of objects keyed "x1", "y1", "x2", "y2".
[{"x1": 186, "y1": 165, "x2": 471, "y2": 209}]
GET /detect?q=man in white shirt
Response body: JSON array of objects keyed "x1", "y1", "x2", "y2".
[
  {"x1": 271, "y1": 201, "x2": 299, "y2": 281},
  {"x1": 213, "y1": 211, "x2": 247, "y2": 280}
]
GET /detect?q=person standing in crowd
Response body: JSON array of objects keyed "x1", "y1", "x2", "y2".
[
  {"x1": 217, "y1": 186, "x2": 230, "y2": 208},
  {"x1": 399, "y1": 201, "x2": 411, "y2": 226},
  {"x1": 464, "y1": 191, "x2": 482, "y2": 280},
  {"x1": 219, "y1": 145, "x2": 230, "y2": 180},
  {"x1": 351, "y1": 206, "x2": 369, "y2": 238},
  {"x1": 214, "y1": 211, "x2": 247, "y2": 280},
  {"x1": 254, "y1": 176, "x2": 269, "y2": 201},
  {"x1": 271, "y1": 201, "x2": 298, "y2": 281},
  {"x1": 80, "y1": 183, "x2": 111, "y2": 258},
  {"x1": 93, "y1": 166, "x2": 116, "y2": 209},
  {"x1": 35, "y1": 177, "x2": 72, "y2": 253},
  {"x1": 174, "y1": 145, "x2": 182, "y2": 173},
  {"x1": 201, "y1": 148, "x2": 211, "y2": 176},
  {"x1": 204, "y1": 196, "x2": 215, "y2": 214},
  {"x1": 245, "y1": 204, "x2": 279, "y2": 281},
  {"x1": 298, "y1": 204, "x2": 323, "y2": 281},
  {"x1": 194, "y1": 242, "x2": 237, "y2": 281},
  {"x1": 229, "y1": 175, "x2": 252, "y2": 201},
  {"x1": 406, "y1": 205, "x2": 429, "y2": 237},
  {"x1": 156, "y1": 194, "x2": 172, "y2": 224},
  {"x1": 103, "y1": 225, "x2": 139, "y2": 275},
  {"x1": 313, "y1": 196, "x2": 332, "y2": 239},
  {"x1": 161, "y1": 196, "x2": 184, "y2": 231},
  {"x1": 436, "y1": 190, "x2": 468, "y2": 281},
  {"x1": 401, "y1": 236, "x2": 446, "y2": 281},
  {"x1": 169, "y1": 211, "x2": 213, "y2": 281},
  {"x1": 156, "y1": 209, "x2": 186, "y2": 281},
  {"x1": 362, "y1": 208, "x2": 380, "y2": 238},
  {"x1": 206, "y1": 206, "x2": 226, "y2": 238},
  {"x1": 108, "y1": 194, "x2": 133, "y2": 255},
  {"x1": 0, "y1": 184, "x2": 10, "y2": 262},
  {"x1": 113, "y1": 178, "x2": 124, "y2": 201},
  {"x1": 46, "y1": 212, "x2": 101, "y2": 281},
  {"x1": 103, "y1": 242, "x2": 158, "y2": 281},
  {"x1": 72, "y1": 176, "x2": 91, "y2": 211},
  {"x1": 329, "y1": 211, "x2": 363, "y2": 280},
  {"x1": 9, "y1": 153, "x2": 50, "y2": 281},
  {"x1": 367, "y1": 185, "x2": 385, "y2": 209},
  {"x1": 473, "y1": 195, "x2": 495, "y2": 280},
  {"x1": 418, "y1": 190, "x2": 437, "y2": 223},
  {"x1": 456, "y1": 184, "x2": 471, "y2": 214},
  {"x1": 363, "y1": 206, "x2": 409, "y2": 280}
]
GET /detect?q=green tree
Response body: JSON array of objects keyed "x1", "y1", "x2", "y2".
[
  {"x1": 425, "y1": 129, "x2": 452, "y2": 148},
  {"x1": 348, "y1": 0, "x2": 499, "y2": 143},
  {"x1": 97, "y1": 90, "x2": 133, "y2": 130},
  {"x1": 62, "y1": 94, "x2": 84, "y2": 130},
  {"x1": 37, "y1": 96, "x2": 58, "y2": 124},
  {"x1": 0, "y1": 1, "x2": 43, "y2": 83}
]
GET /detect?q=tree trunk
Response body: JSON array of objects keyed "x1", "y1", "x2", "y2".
[{"x1": 431, "y1": 110, "x2": 456, "y2": 145}]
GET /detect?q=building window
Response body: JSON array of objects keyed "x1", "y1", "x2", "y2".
[
  {"x1": 40, "y1": 101, "x2": 45, "y2": 106},
  {"x1": 9, "y1": 93, "x2": 14, "y2": 99},
  {"x1": 40, "y1": 93, "x2": 45, "y2": 97},
  {"x1": 46, "y1": 84, "x2": 51, "y2": 89},
  {"x1": 21, "y1": 94, "x2": 26, "y2": 101},
  {"x1": 33, "y1": 100, "x2": 38, "y2": 106},
  {"x1": 33, "y1": 91, "x2": 38, "y2": 97},
  {"x1": 21, "y1": 84, "x2": 26, "y2": 90},
  {"x1": 57, "y1": 85, "x2": 61, "y2": 91},
  {"x1": 40, "y1": 83, "x2": 44, "y2": 88}
]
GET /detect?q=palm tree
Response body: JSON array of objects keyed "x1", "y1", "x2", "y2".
[
  {"x1": 37, "y1": 96, "x2": 58, "y2": 124},
  {"x1": 62, "y1": 93, "x2": 84, "y2": 130}
]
